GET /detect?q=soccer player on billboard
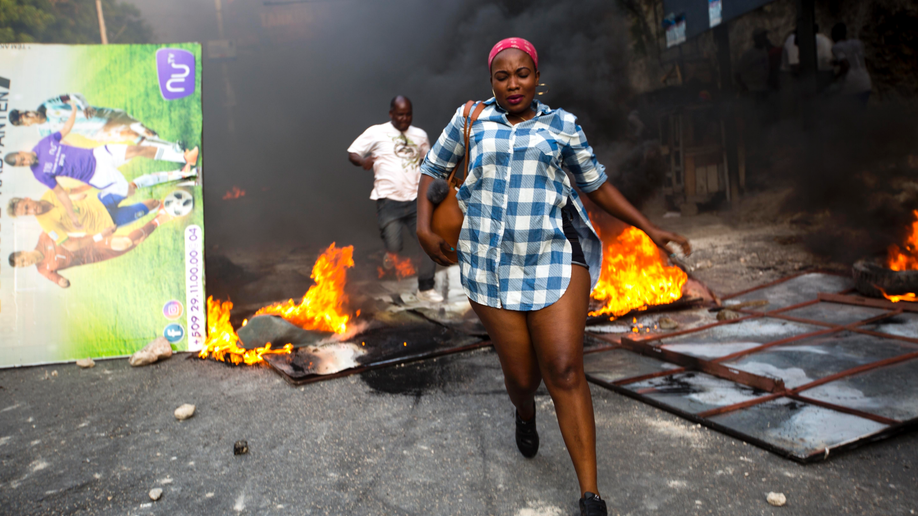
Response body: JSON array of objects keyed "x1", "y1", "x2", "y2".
[
  {"x1": 9, "y1": 93, "x2": 183, "y2": 151},
  {"x1": 7, "y1": 188, "x2": 158, "y2": 251},
  {"x1": 4, "y1": 100, "x2": 198, "y2": 230},
  {"x1": 8, "y1": 208, "x2": 179, "y2": 289}
]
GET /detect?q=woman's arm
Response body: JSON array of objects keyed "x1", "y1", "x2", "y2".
[
  {"x1": 586, "y1": 181, "x2": 691, "y2": 255},
  {"x1": 416, "y1": 106, "x2": 468, "y2": 266},
  {"x1": 560, "y1": 111, "x2": 691, "y2": 256},
  {"x1": 417, "y1": 175, "x2": 456, "y2": 266}
]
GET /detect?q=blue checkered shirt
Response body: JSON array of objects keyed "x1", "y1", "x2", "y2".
[{"x1": 420, "y1": 98, "x2": 606, "y2": 311}]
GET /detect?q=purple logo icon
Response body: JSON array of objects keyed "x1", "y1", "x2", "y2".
[{"x1": 156, "y1": 48, "x2": 195, "y2": 101}]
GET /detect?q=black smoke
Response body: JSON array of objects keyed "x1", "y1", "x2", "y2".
[
  {"x1": 765, "y1": 101, "x2": 918, "y2": 264},
  {"x1": 131, "y1": 0, "x2": 652, "y2": 261}
]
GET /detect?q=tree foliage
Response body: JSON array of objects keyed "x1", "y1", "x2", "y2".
[{"x1": 0, "y1": 0, "x2": 152, "y2": 44}]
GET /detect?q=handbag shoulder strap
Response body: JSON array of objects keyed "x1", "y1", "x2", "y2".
[{"x1": 447, "y1": 100, "x2": 485, "y2": 187}]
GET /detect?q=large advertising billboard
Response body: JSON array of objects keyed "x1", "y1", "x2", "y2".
[{"x1": 0, "y1": 43, "x2": 205, "y2": 367}]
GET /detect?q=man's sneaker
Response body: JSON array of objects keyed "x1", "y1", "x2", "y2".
[
  {"x1": 579, "y1": 492, "x2": 607, "y2": 516},
  {"x1": 515, "y1": 403, "x2": 539, "y2": 458},
  {"x1": 416, "y1": 289, "x2": 443, "y2": 303}
]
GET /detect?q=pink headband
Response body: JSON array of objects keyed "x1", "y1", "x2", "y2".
[{"x1": 488, "y1": 37, "x2": 538, "y2": 71}]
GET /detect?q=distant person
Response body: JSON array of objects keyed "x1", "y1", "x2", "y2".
[
  {"x1": 831, "y1": 22, "x2": 873, "y2": 106},
  {"x1": 10, "y1": 93, "x2": 183, "y2": 150},
  {"x1": 9, "y1": 208, "x2": 175, "y2": 288},
  {"x1": 781, "y1": 24, "x2": 835, "y2": 93},
  {"x1": 735, "y1": 28, "x2": 781, "y2": 97},
  {"x1": 347, "y1": 95, "x2": 440, "y2": 303},
  {"x1": 782, "y1": 25, "x2": 834, "y2": 74},
  {"x1": 4, "y1": 100, "x2": 197, "y2": 230}
]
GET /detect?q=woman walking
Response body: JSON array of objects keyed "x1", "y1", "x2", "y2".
[{"x1": 417, "y1": 38, "x2": 691, "y2": 515}]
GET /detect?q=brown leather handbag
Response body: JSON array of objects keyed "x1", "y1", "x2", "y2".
[{"x1": 430, "y1": 100, "x2": 486, "y2": 263}]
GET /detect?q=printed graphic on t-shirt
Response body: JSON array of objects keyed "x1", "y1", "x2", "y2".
[{"x1": 392, "y1": 133, "x2": 422, "y2": 171}]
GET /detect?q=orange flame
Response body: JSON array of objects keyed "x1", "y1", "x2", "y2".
[
  {"x1": 223, "y1": 186, "x2": 246, "y2": 200},
  {"x1": 589, "y1": 226, "x2": 687, "y2": 318},
  {"x1": 198, "y1": 297, "x2": 293, "y2": 365},
  {"x1": 887, "y1": 210, "x2": 918, "y2": 272},
  {"x1": 881, "y1": 290, "x2": 918, "y2": 303},
  {"x1": 377, "y1": 253, "x2": 416, "y2": 279},
  {"x1": 254, "y1": 243, "x2": 355, "y2": 334},
  {"x1": 880, "y1": 210, "x2": 918, "y2": 303}
]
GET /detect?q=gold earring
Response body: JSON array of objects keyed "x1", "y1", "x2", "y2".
[{"x1": 536, "y1": 83, "x2": 550, "y2": 96}]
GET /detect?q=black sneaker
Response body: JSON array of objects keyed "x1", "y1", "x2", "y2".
[
  {"x1": 515, "y1": 403, "x2": 539, "y2": 458},
  {"x1": 580, "y1": 492, "x2": 607, "y2": 516}
]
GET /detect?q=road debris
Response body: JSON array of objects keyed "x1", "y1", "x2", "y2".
[
  {"x1": 174, "y1": 404, "x2": 196, "y2": 421},
  {"x1": 716, "y1": 309, "x2": 742, "y2": 321},
  {"x1": 129, "y1": 337, "x2": 173, "y2": 367},
  {"x1": 766, "y1": 492, "x2": 787, "y2": 506},
  {"x1": 234, "y1": 440, "x2": 249, "y2": 455},
  {"x1": 658, "y1": 317, "x2": 679, "y2": 330},
  {"x1": 149, "y1": 488, "x2": 163, "y2": 501},
  {"x1": 76, "y1": 358, "x2": 95, "y2": 369}
]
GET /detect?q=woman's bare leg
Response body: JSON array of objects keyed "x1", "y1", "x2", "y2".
[
  {"x1": 470, "y1": 301, "x2": 542, "y2": 421},
  {"x1": 527, "y1": 265, "x2": 597, "y2": 497}
]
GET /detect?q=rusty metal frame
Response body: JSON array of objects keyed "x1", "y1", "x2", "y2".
[{"x1": 585, "y1": 273, "x2": 918, "y2": 462}]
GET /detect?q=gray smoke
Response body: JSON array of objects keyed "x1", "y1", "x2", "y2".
[{"x1": 764, "y1": 101, "x2": 918, "y2": 264}]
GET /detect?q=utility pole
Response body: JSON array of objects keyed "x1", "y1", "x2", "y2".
[
  {"x1": 215, "y1": 0, "x2": 237, "y2": 134},
  {"x1": 713, "y1": 24, "x2": 742, "y2": 204},
  {"x1": 796, "y1": 0, "x2": 817, "y2": 128},
  {"x1": 95, "y1": 0, "x2": 109, "y2": 44}
]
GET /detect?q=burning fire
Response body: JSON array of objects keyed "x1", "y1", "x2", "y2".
[
  {"x1": 881, "y1": 210, "x2": 918, "y2": 303},
  {"x1": 223, "y1": 186, "x2": 246, "y2": 200},
  {"x1": 199, "y1": 243, "x2": 356, "y2": 365},
  {"x1": 887, "y1": 210, "x2": 918, "y2": 272},
  {"x1": 198, "y1": 297, "x2": 293, "y2": 365},
  {"x1": 254, "y1": 243, "x2": 355, "y2": 334},
  {"x1": 377, "y1": 253, "x2": 416, "y2": 279},
  {"x1": 589, "y1": 226, "x2": 687, "y2": 318}
]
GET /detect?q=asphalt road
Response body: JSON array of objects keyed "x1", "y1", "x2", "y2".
[{"x1": 1, "y1": 348, "x2": 915, "y2": 516}]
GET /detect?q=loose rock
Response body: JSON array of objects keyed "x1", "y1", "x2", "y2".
[
  {"x1": 766, "y1": 492, "x2": 787, "y2": 507},
  {"x1": 658, "y1": 317, "x2": 679, "y2": 330},
  {"x1": 174, "y1": 404, "x2": 196, "y2": 421},
  {"x1": 76, "y1": 358, "x2": 95, "y2": 369},
  {"x1": 129, "y1": 337, "x2": 173, "y2": 367},
  {"x1": 51, "y1": 370, "x2": 58, "y2": 377},
  {"x1": 149, "y1": 488, "x2": 163, "y2": 501},
  {"x1": 234, "y1": 440, "x2": 248, "y2": 455},
  {"x1": 693, "y1": 259, "x2": 714, "y2": 271},
  {"x1": 717, "y1": 309, "x2": 742, "y2": 321}
]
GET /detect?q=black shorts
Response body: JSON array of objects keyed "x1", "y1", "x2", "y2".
[{"x1": 561, "y1": 201, "x2": 588, "y2": 269}]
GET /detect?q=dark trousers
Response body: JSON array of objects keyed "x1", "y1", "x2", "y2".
[{"x1": 376, "y1": 198, "x2": 436, "y2": 291}]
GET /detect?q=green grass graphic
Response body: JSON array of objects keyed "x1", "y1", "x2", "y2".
[{"x1": 50, "y1": 43, "x2": 204, "y2": 358}]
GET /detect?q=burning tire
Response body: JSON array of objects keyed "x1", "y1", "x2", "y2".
[{"x1": 852, "y1": 258, "x2": 918, "y2": 298}]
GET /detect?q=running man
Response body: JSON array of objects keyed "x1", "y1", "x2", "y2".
[
  {"x1": 7, "y1": 186, "x2": 159, "y2": 251},
  {"x1": 9, "y1": 93, "x2": 182, "y2": 150},
  {"x1": 9, "y1": 209, "x2": 175, "y2": 288},
  {"x1": 4, "y1": 100, "x2": 197, "y2": 230}
]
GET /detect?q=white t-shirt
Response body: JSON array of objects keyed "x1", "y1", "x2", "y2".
[
  {"x1": 832, "y1": 39, "x2": 872, "y2": 95},
  {"x1": 348, "y1": 122, "x2": 430, "y2": 202},
  {"x1": 782, "y1": 33, "x2": 834, "y2": 72}
]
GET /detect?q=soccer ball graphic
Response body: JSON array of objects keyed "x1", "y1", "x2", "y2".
[{"x1": 163, "y1": 189, "x2": 194, "y2": 218}]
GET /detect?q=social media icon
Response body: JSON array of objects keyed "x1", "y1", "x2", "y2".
[
  {"x1": 163, "y1": 323, "x2": 185, "y2": 343},
  {"x1": 163, "y1": 300, "x2": 184, "y2": 320}
]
